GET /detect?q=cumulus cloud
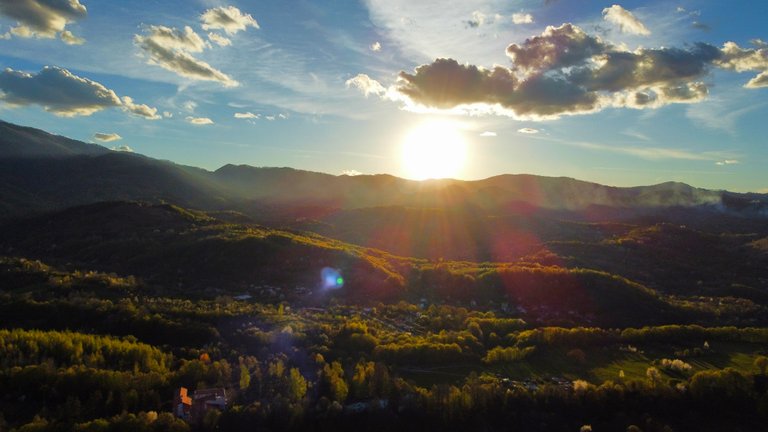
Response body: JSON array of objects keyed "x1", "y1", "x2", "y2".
[
  {"x1": 186, "y1": 116, "x2": 213, "y2": 125},
  {"x1": 715, "y1": 159, "x2": 739, "y2": 165},
  {"x1": 512, "y1": 13, "x2": 534, "y2": 24},
  {"x1": 234, "y1": 112, "x2": 260, "y2": 119},
  {"x1": 351, "y1": 22, "x2": 768, "y2": 120},
  {"x1": 207, "y1": 32, "x2": 231, "y2": 47},
  {"x1": 111, "y1": 145, "x2": 133, "y2": 152},
  {"x1": 370, "y1": 41, "x2": 382, "y2": 52},
  {"x1": 121, "y1": 96, "x2": 161, "y2": 120},
  {"x1": 714, "y1": 41, "x2": 768, "y2": 88},
  {"x1": 518, "y1": 128, "x2": 539, "y2": 134},
  {"x1": 341, "y1": 169, "x2": 363, "y2": 176},
  {"x1": 0, "y1": 66, "x2": 119, "y2": 117},
  {"x1": 60, "y1": 29, "x2": 84, "y2": 45},
  {"x1": 0, "y1": 67, "x2": 120, "y2": 119},
  {"x1": 602, "y1": 4, "x2": 650, "y2": 36},
  {"x1": 346, "y1": 73, "x2": 386, "y2": 97},
  {"x1": 479, "y1": 131, "x2": 497, "y2": 137},
  {"x1": 135, "y1": 25, "x2": 238, "y2": 87},
  {"x1": 201, "y1": 6, "x2": 258, "y2": 35},
  {"x1": 0, "y1": 0, "x2": 87, "y2": 43},
  {"x1": 0, "y1": 66, "x2": 160, "y2": 118},
  {"x1": 93, "y1": 132, "x2": 122, "y2": 142}
]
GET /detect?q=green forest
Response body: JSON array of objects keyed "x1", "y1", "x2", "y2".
[{"x1": 1, "y1": 241, "x2": 768, "y2": 431}]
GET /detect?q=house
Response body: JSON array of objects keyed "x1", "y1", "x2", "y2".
[
  {"x1": 173, "y1": 387, "x2": 227, "y2": 423},
  {"x1": 173, "y1": 387, "x2": 192, "y2": 419}
]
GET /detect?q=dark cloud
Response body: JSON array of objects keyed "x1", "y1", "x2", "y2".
[
  {"x1": 0, "y1": 0, "x2": 86, "y2": 43},
  {"x1": 573, "y1": 43, "x2": 721, "y2": 92},
  {"x1": 0, "y1": 65, "x2": 119, "y2": 116},
  {"x1": 0, "y1": 66, "x2": 158, "y2": 118},
  {"x1": 379, "y1": 23, "x2": 768, "y2": 119},
  {"x1": 397, "y1": 59, "x2": 517, "y2": 109},
  {"x1": 691, "y1": 21, "x2": 710, "y2": 32},
  {"x1": 506, "y1": 24, "x2": 606, "y2": 73}
]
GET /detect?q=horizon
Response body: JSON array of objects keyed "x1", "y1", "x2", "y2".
[
  {"x1": 3, "y1": 116, "x2": 763, "y2": 194},
  {"x1": 1, "y1": 1, "x2": 767, "y2": 192}
]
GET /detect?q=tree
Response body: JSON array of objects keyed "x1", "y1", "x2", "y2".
[
  {"x1": 239, "y1": 363, "x2": 251, "y2": 391},
  {"x1": 288, "y1": 368, "x2": 307, "y2": 402},
  {"x1": 755, "y1": 356, "x2": 768, "y2": 375}
]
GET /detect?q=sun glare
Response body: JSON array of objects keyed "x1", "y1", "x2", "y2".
[{"x1": 401, "y1": 120, "x2": 468, "y2": 180}]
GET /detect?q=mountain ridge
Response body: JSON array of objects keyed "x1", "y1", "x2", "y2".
[{"x1": 0, "y1": 119, "x2": 765, "y2": 222}]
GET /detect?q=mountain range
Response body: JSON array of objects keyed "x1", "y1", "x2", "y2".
[{"x1": 1, "y1": 118, "x2": 768, "y2": 326}]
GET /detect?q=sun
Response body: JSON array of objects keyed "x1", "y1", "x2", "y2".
[{"x1": 401, "y1": 120, "x2": 468, "y2": 180}]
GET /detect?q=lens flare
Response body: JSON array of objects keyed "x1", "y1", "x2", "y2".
[{"x1": 321, "y1": 267, "x2": 344, "y2": 289}]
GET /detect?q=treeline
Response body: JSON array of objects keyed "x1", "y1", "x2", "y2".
[
  {"x1": 514, "y1": 325, "x2": 768, "y2": 348},
  {"x1": 0, "y1": 329, "x2": 171, "y2": 373},
  {"x1": 218, "y1": 364, "x2": 768, "y2": 432}
]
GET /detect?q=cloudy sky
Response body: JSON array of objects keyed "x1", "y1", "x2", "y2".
[{"x1": 0, "y1": 0, "x2": 766, "y2": 191}]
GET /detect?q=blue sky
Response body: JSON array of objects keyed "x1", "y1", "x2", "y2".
[{"x1": 0, "y1": 0, "x2": 766, "y2": 191}]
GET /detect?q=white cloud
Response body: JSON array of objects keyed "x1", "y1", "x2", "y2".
[
  {"x1": 602, "y1": 4, "x2": 651, "y2": 36},
  {"x1": 517, "y1": 128, "x2": 539, "y2": 134},
  {"x1": 185, "y1": 116, "x2": 213, "y2": 125},
  {"x1": 370, "y1": 41, "x2": 382, "y2": 52},
  {"x1": 465, "y1": 11, "x2": 487, "y2": 28},
  {"x1": 207, "y1": 32, "x2": 231, "y2": 47},
  {"x1": 111, "y1": 145, "x2": 134, "y2": 152},
  {"x1": 94, "y1": 132, "x2": 122, "y2": 142},
  {"x1": 60, "y1": 29, "x2": 84, "y2": 45},
  {"x1": 0, "y1": 0, "x2": 87, "y2": 43},
  {"x1": 345, "y1": 74, "x2": 386, "y2": 97},
  {"x1": 341, "y1": 169, "x2": 363, "y2": 176},
  {"x1": 121, "y1": 96, "x2": 161, "y2": 120},
  {"x1": 183, "y1": 100, "x2": 197, "y2": 113},
  {"x1": 479, "y1": 131, "x2": 497, "y2": 137},
  {"x1": 512, "y1": 13, "x2": 533, "y2": 24},
  {"x1": 746, "y1": 71, "x2": 768, "y2": 89},
  {"x1": 0, "y1": 66, "x2": 157, "y2": 119},
  {"x1": 715, "y1": 159, "x2": 739, "y2": 166},
  {"x1": 265, "y1": 115, "x2": 275, "y2": 121},
  {"x1": 234, "y1": 112, "x2": 259, "y2": 119},
  {"x1": 134, "y1": 25, "x2": 238, "y2": 87},
  {"x1": 163, "y1": 111, "x2": 173, "y2": 118},
  {"x1": 716, "y1": 42, "x2": 768, "y2": 88},
  {"x1": 200, "y1": 6, "x2": 258, "y2": 35}
]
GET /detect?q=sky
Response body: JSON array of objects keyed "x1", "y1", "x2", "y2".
[{"x1": 0, "y1": 0, "x2": 766, "y2": 192}]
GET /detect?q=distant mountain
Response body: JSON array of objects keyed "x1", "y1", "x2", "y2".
[
  {"x1": 0, "y1": 120, "x2": 111, "y2": 158},
  {"x1": 1, "y1": 119, "x2": 766, "y2": 225}
]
